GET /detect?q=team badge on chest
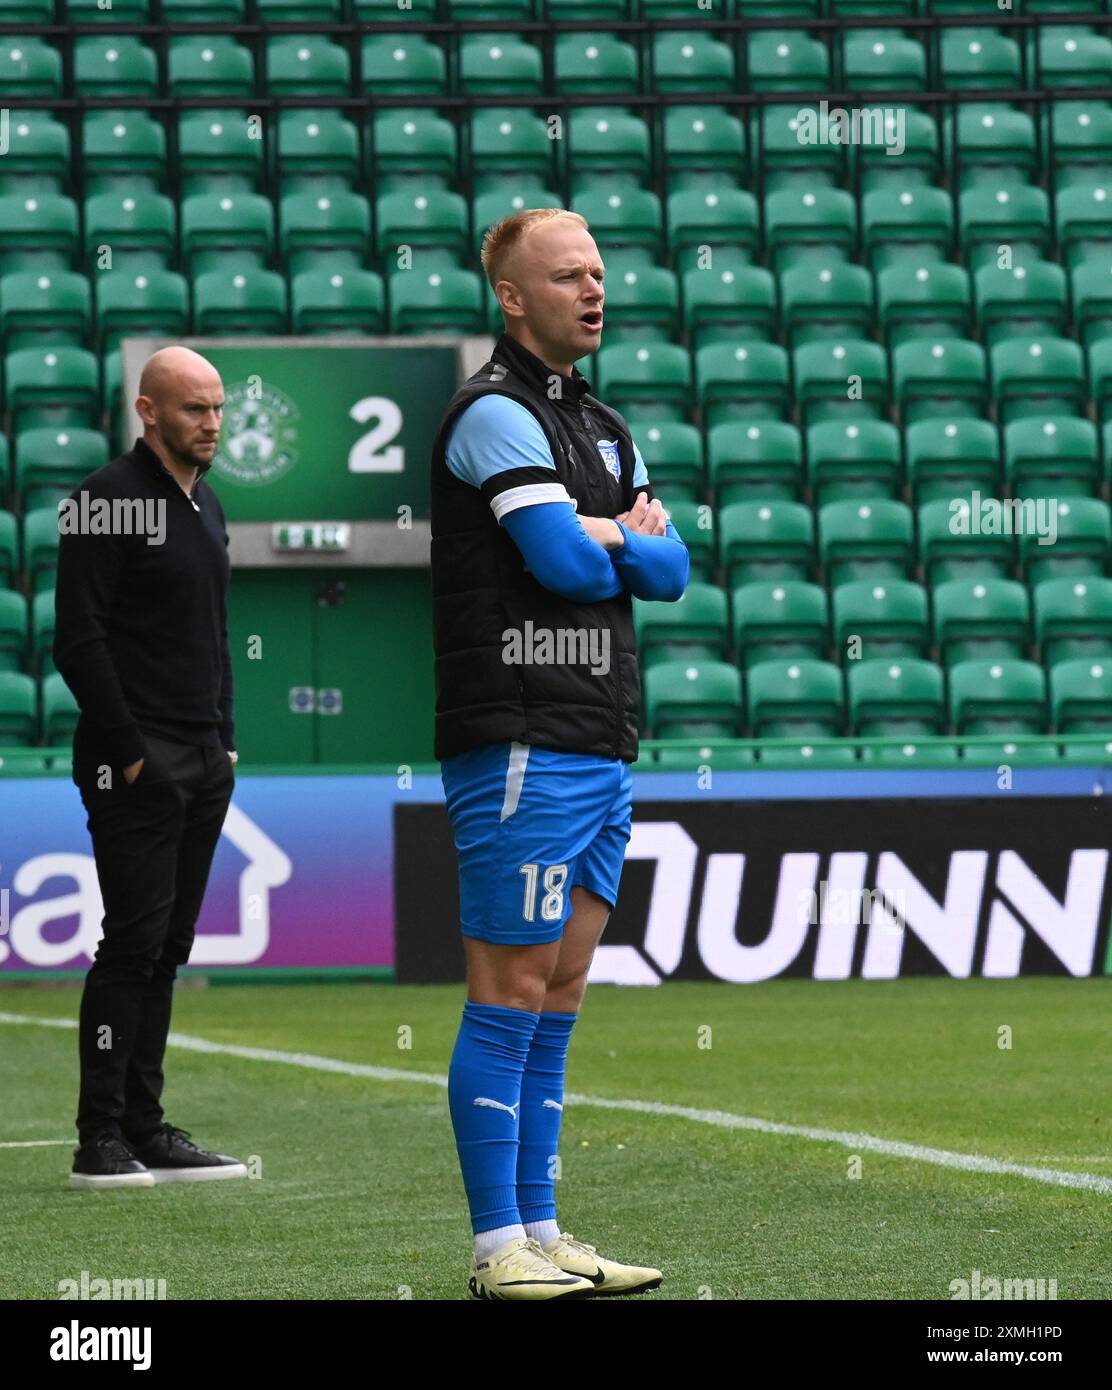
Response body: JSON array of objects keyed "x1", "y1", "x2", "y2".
[{"x1": 596, "y1": 438, "x2": 621, "y2": 480}]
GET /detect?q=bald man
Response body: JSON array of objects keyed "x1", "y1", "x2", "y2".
[{"x1": 54, "y1": 346, "x2": 247, "y2": 1189}]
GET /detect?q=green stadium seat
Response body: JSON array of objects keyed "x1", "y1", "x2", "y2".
[
  {"x1": 470, "y1": 109, "x2": 549, "y2": 191},
  {"x1": 0, "y1": 589, "x2": 28, "y2": 673},
  {"x1": 959, "y1": 184, "x2": 1051, "y2": 269},
  {"x1": 667, "y1": 188, "x2": 759, "y2": 272},
  {"x1": 990, "y1": 337, "x2": 1087, "y2": 425},
  {"x1": 572, "y1": 188, "x2": 662, "y2": 269},
  {"x1": 291, "y1": 267, "x2": 385, "y2": 335},
  {"x1": 858, "y1": 741, "x2": 963, "y2": 767},
  {"x1": 683, "y1": 266, "x2": 776, "y2": 348},
  {"x1": 933, "y1": 578, "x2": 1030, "y2": 665},
  {"x1": 697, "y1": 342, "x2": 790, "y2": 425},
  {"x1": 0, "y1": 511, "x2": 18, "y2": 588},
  {"x1": 75, "y1": 36, "x2": 158, "y2": 100},
  {"x1": 862, "y1": 186, "x2": 953, "y2": 271},
  {"x1": 919, "y1": 497, "x2": 1014, "y2": 585},
  {"x1": 0, "y1": 38, "x2": 62, "y2": 102},
  {"x1": 354, "y1": 0, "x2": 435, "y2": 14},
  {"x1": 82, "y1": 112, "x2": 166, "y2": 193},
  {"x1": 15, "y1": 427, "x2": 107, "y2": 512},
  {"x1": 820, "y1": 499, "x2": 914, "y2": 586},
  {"x1": 644, "y1": 659, "x2": 742, "y2": 739},
  {"x1": 279, "y1": 189, "x2": 370, "y2": 272},
  {"x1": 32, "y1": 587, "x2": 54, "y2": 673},
  {"x1": 635, "y1": 421, "x2": 703, "y2": 500},
  {"x1": 748, "y1": 659, "x2": 845, "y2": 738},
  {"x1": 599, "y1": 266, "x2": 679, "y2": 344},
  {"x1": 388, "y1": 268, "x2": 484, "y2": 335},
  {"x1": 779, "y1": 263, "x2": 873, "y2": 347},
  {"x1": 654, "y1": 31, "x2": 734, "y2": 94},
  {"x1": 941, "y1": 29, "x2": 1023, "y2": 89},
  {"x1": 266, "y1": 36, "x2": 350, "y2": 99},
  {"x1": 94, "y1": 268, "x2": 190, "y2": 351},
  {"x1": 168, "y1": 37, "x2": 254, "y2": 99},
  {"x1": 6, "y1": 347, "x2": 98, "y2": 433},
  {"x1": 844, "y1": 31, "x2": 927, "y2": 91},
  {"x1": 746, "y1": 31, "x2": 829, "y2": 92},
  {"x1": 1039, "y1": 29, "x2": 1112, "y2": 87},
  {"x1": 634, "y1": 581, "x2": 728, "y2": 670},
  {"x1": 1056, "y1": 184, "x2": 1112, "y2": 270},
  {"x1": 950, "y1": 658, "x2": 1047, "y2": 735},
  {"x1": 0, "y1": 270, "x2": 90, "y2": 349},
  {"x1": 193, "y1": 268, "x2": 288, "y2": 335},
  {"x1": 892, "y1": 338, "x2": 988, "y2": 423},
  {"x1": 449, "y1": 0, "x2": 535, "y2": 18},
  {"x1": 1020, "y1": 497, "x2": 1111, "y2": 584},
  {"x1": 949, "y1": 108, "x2": 1038, "y2": 191},
  {"x1": 162, "y1": 0, "x2": 245, "y2": 17},
  {"x1": 181, "y1": 111, "x2": 265, "y2": 193},
  {"x1": 659, "y1": 500, "x2": 714, "y2": 580},
  {"x1": 0, "y1": 193, "x2": 79, "y2": 273},
  {"x1": 708, "y1": 420, "x2": 802, "y2": 504},
  {"x1": 361, "y1": 35, "x2": 447, "y2": 98},
  {"x1": 1050, "y1": 104, "x2": 1112, "y2": 190},
  {"x1": 567, "y1": 109, "x2": 650, "y2": 189},
  {"x1": 877, "y1": 262, "x2": 971, "y2": 347},
  {"x1": 806, "y1": 419, "x2": 902, "y2": 505},
  {"x1": 663, "y1": 107, "x2": 747, "y2": 191},
  {"x1": 1071, "y1": 259, "x2": 1112, "y2": 347},
  {"x1": 756, "y1": 104, "x2": 846, "y2": 188},
  {"x1": 1035, "y1": 576, "x2": 1112, "y2": 666},
  {"x1": 974, "y1": 260, "x2": 1069, "y2": 346},
  {"x1": 547, "y1": 0, "x2": 630, "y2": 18},
  {"x1": 651, "y1": 744, "x2": 758, "y2": 771},
  {"x1": 1090, "y1": 336, "x2": 1112, "y2": 419},
  {"x1": 597, "y1": 343, "x2": 692, "y2": 421},
  {"x1": 1051, "y1": 658, "x2": 1112, "y2": 733},
  {"x1": 959, "y1": 738, "x2": 1062, "y2": 767},
  {"x1": 764, "y1": 187, "x2": 856, "y2": 272},
  {"x1": 376, "y1": 189, "x2": 468, "y2": 268},
  {"x1": 23, "y1": 506, "x2": 62, "y2": 591},
  {"x1": 720, "y1": 499, "x2": 814, "y2": 586},
  {"x1": 42, "y1": 670, "x2": 78, "y2": 742},
  {"x1": 1004, "y1": 417, "x2": 1099, "y2": 497},
  {"x1": 554, "y1": 34, "x2": 638, "y2": 94},
  {"x1": 180, "y1": 192, "x2": 273, "y2": 273},
  {"x1": 758, "y1": 742, "x2": 861, "y2": 768},
  {"x1": 733, "y1": 580, "x2": 828, "y2": 667},
  {"x1": 461, "y1": 34, "x2": 546, "y2": 95},
  {"x1": 256, "y1": 0, "x2": 340, "y2": 19},
  {"x1": 0, "y1": 671, "x2": 36, "y2": 743},
  {"x1": 857, "y1": 109, "x2": 940, "y2": 193},
  {"x1": 848, "y1": 657, "x2": 945, "y2": 737},
  {"x1": 793, "y1": 339, "x2": 889, "y2": 425},
  {"x1": 64, "y1": 0, "x2": 150, "y2": 17},
  {"x1": 905, "y1": 418, "x2": 1000, "y2": 503},
  {"x1": 831, "y1": 578, "x2": 929, "y2": 659},
  {"x1": 0, "y1": 113, "x2": 70, "y2": 194},
  {"x1": 277, "y1": 111, "x2": 359, "y2": 191},
  {"x1": 84, "y1": 191, "x2": 176, "y2": 271}
]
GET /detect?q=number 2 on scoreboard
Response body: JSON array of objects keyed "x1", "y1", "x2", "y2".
[{"x1": 348, "y1": 396, "x2": 404, "y2": 472}]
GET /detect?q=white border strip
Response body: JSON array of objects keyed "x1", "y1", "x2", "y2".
[{"x1": 1, "y1": 1011, "x2": 1108, "y2": 1194}]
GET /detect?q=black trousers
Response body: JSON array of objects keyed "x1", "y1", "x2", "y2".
[{"x1": 73, "y1": 731, "x2": 235, "y2": 1144}]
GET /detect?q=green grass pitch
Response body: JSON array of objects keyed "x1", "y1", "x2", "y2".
[{"x1": 0, "y1": 978, "x2": 1108, "y2": 1300}]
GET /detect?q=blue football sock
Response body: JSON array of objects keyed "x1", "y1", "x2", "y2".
[
  {"x1": 516, "y1": 1010, "x2": 577, "y2": 1226},
  {"x1": 448, "y1": 1000, "x2": 540, "y2": 1235}
]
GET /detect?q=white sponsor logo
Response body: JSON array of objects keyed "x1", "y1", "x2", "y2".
[{"x1": 473, "y1": 1097, "x2": 519, "y2": 1118}]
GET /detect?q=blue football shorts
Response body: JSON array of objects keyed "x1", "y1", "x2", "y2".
[{"x1": 440, "y1": 741, "x2": 634, "y2": 945}]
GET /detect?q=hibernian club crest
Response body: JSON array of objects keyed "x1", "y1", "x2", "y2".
[
  {"x1": 597, "y1": 438, "x2": 621, "y2": 480},
  {"x1": 213, "y1": 382, "x2": 300, "y2": 486}
]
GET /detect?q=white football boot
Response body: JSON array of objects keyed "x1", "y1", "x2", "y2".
[
  {"x1": 468, "y1": 1236, "x2": 597, "y2": 1300},
  {"x1": 542, "y1": 1232, "x2": 663, "y2": 1296}
]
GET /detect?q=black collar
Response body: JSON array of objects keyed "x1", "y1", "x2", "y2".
[
  {"x1": 133, "y1": 436, "x2": 200, "y2": 499},
  {"x1": 494, "y1": 332, "x2": 593, "y2": 406}
]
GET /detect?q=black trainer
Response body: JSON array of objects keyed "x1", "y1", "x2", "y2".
[
  {"x1": 126, "y1": 1124, "x2": 248, "y2": 1183},
  {"x1": 69, "y1": 1133, "x2": 155, "y2": 1191}
]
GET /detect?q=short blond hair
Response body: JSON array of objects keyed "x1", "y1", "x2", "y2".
[{"x1": 480, "y1": 207, "x2": 589, "y2": 291}]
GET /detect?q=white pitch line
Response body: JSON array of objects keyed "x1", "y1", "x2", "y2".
[
  {"x1": 2, "y1": 1010, "x2": 1109, "y2": 1196},
  {"x1": 0, "y1": 1139, "x2": 72, "y2": 1148}
]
